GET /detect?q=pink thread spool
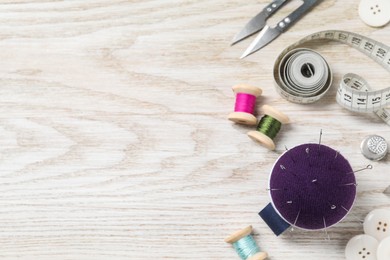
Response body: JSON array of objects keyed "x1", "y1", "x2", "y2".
[{"x1": 228, "y1": 84, "x2": 263, "y2": 125}]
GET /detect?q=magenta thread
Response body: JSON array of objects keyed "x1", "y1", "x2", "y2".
[
  {"x1": 234, "y1": 93, "x2": 256, "y2": 114},
  {"x1": 228, "y1": 84, "x2": 262, "y2": 125}
]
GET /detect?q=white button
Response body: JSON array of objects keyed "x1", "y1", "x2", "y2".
[
  {"x1": 364, "y1": 209, "x2": 390, "y2": 241},
  {"x1": 359, "y1": 0, "x2": 390, "y2": 27},
  {"x1": 377, "y1": 236, "x2": 390, "y2": 260},
  {"x1": 345, "y1": 234, "x2": 378, "y2": 260}
]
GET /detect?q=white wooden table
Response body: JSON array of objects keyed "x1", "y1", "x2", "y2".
[{"x1": 0, "y1": 1, "x2": 389, "y2": 259}]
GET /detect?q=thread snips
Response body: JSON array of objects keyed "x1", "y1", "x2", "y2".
[{"x1": 232, "y1": 0, "x2": 323, "y2": 58}]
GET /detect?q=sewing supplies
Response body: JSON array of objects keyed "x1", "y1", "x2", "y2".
[
  {"x1": 259, "y1": 142, "x2": 369, "y2": 236},
  {"x1": 345, "y1": 208, "x2": 390, "y2": 260},
  {"x1": 345, "y1": 234, "x2": 378, "y2": 260},
  {"x1": 247, "y1": 105, "x2": 289, "y2": 150},
  {"x1": 361, "y1": 135, "x2": 388, "y2": 161},
  {"x1": 232, "y1": 0, "x2": 323, "y2": 58},
  {"x1": 377, "y1": 236, "x2": 390, "y2": 260},
  {"x1": 225, "y1": 226, "x2": 268, "y2": 260},
  {"x1": 275, "y1": 48, "x2": 332, "y2": 103},
  {"x1": 359, "y1": 0, "x2": 390, "y2": 27},
  {"x1": 363, "y1": 209, "x2": 390, "y2": 241},
  {"x1": 273, "y1": 30, "x2": 390, "y2": 125},
  {"x1": 229, "y1": 84, "x2": 263, "y2": 125}
]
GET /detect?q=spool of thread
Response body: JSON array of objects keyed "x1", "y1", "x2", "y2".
[
  {"x1": 228, "y1": 84, "x2": 263, "y2": 125},
  {"x1": 225, "y1": 226, "x2": 268, "y2": 260},
  {"x1": 247, "y1": 105, "x2": 290, "y2": 150}
]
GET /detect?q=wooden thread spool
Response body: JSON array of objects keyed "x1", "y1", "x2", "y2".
[
  {"x1": 228, "y1": 84, "x2": 263, "y2": 125},
  {"x1": 247, "y1": 105, "x2": 289, "y2": 150},
  {"x1": 225, "y1": 226, "x2": 268, "y2": 260}
]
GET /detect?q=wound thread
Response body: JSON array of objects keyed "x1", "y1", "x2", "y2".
[
  {"x1": 256, "y1": 115, "x2": 282, "y2": 140},
  {"x1": 234, "y1": 93, "x2": 257, "y2": 114},
  {"x1": 232, "y1": 235, "x2": 260, "y2": 260},
  {"x1": 228, "y1": 84, "x2": 262, "y2": 125}
]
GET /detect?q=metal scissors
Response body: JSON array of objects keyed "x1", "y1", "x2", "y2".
[{"x1": 232, "y1": 0, "x2": 323, "y2": 58}]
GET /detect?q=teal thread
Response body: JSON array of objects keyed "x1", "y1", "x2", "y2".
[
  {"x1": 232, "y1": 235, "x2": 260, "y2": 260},
  {"x1": 257, "y1": 115, "x2": 282, "y2": 139}
]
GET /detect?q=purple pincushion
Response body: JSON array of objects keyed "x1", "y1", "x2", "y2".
[{"x1": 269, "y1": 143, "x2": 356, "y2": 230}]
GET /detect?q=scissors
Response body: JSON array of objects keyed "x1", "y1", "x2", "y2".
[{"x1": 232, "y1": 0, "x2": 323, "y2": 58}]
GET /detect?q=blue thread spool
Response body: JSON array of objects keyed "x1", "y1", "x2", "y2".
[{"x1": 225, "y1": 226, "x2": 268, "y2": 260}]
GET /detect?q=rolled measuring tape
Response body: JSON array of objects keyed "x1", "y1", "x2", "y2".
[{"x1": 273, "y1": 30, "x2": 390, "y2": 125}]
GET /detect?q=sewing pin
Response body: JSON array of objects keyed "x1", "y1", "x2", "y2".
[
  {"x1": 290, "y1": 209, "x2": 301, "y2": 232},
  {"x1": 338, "y1": 182, "x2": 357, "y2": 187},
  {"x1": 341, "y1": 205, "x2": 363, "y2": 223},
  {"x1": 346, "y1": 164, "x2": 373, "y2": 175},
  {"x1": 267, "y1": 188, "x2": 283, "y2": 191},
  {"x1": 323, "y1": 217, "x2": 330, "y2": 240},
  {"x1": 326, "y1": 201, "x2": 337, "y2": 210},
  {"x1": 285, "y1": 145, "x2": 297, "y2": 163},
  {"x1": 318, "y1": 129, "x2": 322, "y2": 151},
  {"x1": 306, "y1": 147, "x2": 312, "y2": 167}
]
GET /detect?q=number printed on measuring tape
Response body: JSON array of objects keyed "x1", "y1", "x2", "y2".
[{"x1": 273, "y1": 30, "x2": 390, "y2": 125}]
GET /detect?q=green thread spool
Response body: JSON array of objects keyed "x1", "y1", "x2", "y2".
[
  {"x1": 225, "y1": 226, "x2": 268, "y2": 260},
  {"x1": 248, "y1": 105, "x2": 290, "y2": 150},
  {"x1": 256, "y1": 115, "x2": 281, "y2": 140}
]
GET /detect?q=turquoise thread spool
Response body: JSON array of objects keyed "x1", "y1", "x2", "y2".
[
  {"x1": 248, "y1": 105, "x2": 290, "y2": 150},
  {"x1": 225, "y1": 226, "x2": 268, "y2": 260}
]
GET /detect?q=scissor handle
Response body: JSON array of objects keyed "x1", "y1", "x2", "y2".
[
  {"x1": 275, "y1": 0, "x2": 323, "y2": 32},
  {"x1": 262, "y1": 0, "x2": 289, "y2": 18}
]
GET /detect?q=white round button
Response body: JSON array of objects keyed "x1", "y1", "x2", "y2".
[
  {"x1": 345, "y1": 234, "x2": 378, "y2": 260},
  {"x1": 359, "y1": 0, "x2": 390, "y2": 27},
  {"x1": 377, "y1": 236, "x2": 390, "y2": 260},
  {"x1": 364, "y1": 209, "x2": 390, "y2": 241}
]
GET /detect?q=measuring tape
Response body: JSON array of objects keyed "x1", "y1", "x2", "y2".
[{"x1": 273, "y1": 30, "x2": 390, "y2": 125}]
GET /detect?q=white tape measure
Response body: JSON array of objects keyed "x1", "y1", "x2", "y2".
[{"x1": 273, "y1": 30, "x2": 390, "y2": 125}]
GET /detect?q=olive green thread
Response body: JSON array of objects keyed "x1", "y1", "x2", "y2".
[{"x1": 257, "y1": 115, "x2": 282, "y2": 140}]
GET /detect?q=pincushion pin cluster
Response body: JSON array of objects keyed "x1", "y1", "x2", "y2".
[{"x1": 228, "y1": 84, "x2": 290, "y2": 150}]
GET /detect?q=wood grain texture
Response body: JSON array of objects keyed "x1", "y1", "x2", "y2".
[{"x1": 0, "y1": 0, "x2": 389, "y2": 259}]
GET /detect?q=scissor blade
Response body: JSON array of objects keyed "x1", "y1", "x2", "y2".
[
  {"x1": 231, "y1": 12, "x2": 266, "y2": 45},
  {"x1": 240, "y1": 26, "x2": 281, "y2": 59}
]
